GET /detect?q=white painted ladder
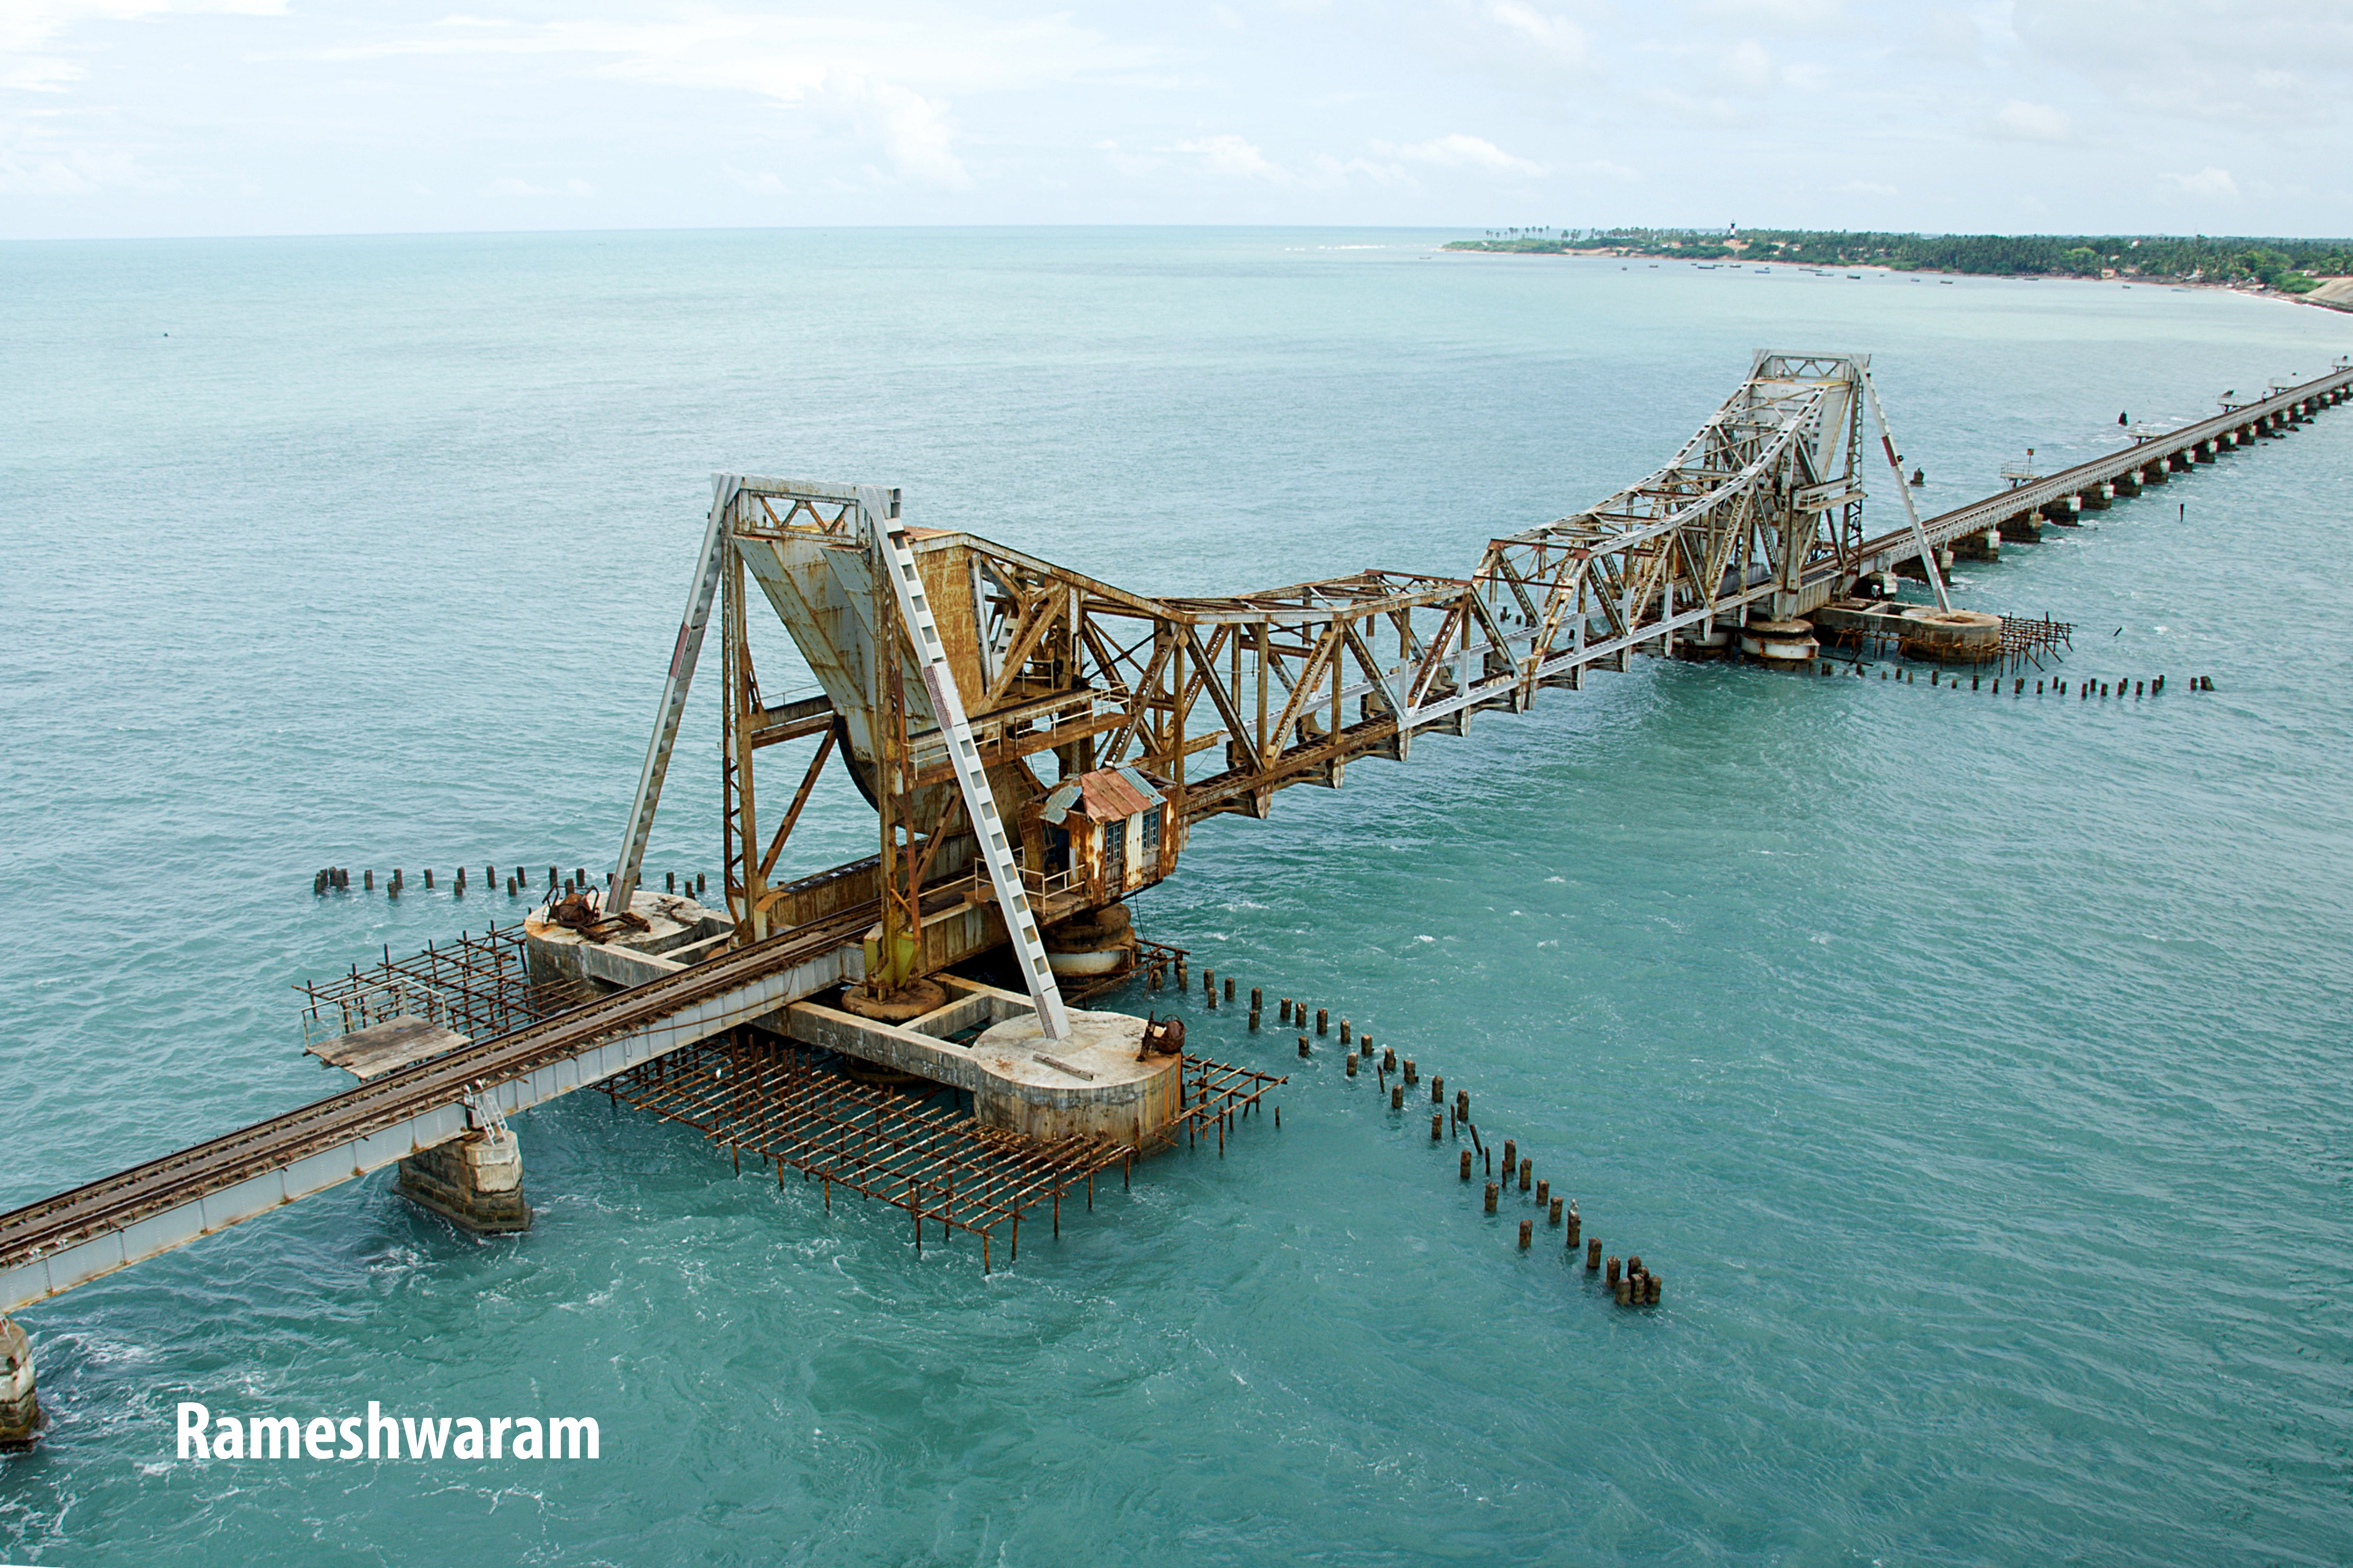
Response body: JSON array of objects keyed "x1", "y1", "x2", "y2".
[{"x1": 865, "y1": 486, "x2": 1074, "y2": 1040}]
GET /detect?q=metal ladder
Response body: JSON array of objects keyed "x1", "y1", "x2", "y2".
[{"x1": 865, "y1": 486, "x2": 1074, "y2": 1040}]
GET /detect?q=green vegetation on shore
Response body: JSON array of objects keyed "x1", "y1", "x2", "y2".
[{"x1": 1445, "y1": 228, "x2": 2353, "y2": 292}]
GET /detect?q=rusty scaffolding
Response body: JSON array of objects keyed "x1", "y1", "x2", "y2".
[
  {"x1": 1166, "y1": 1057, "x2": 1287, "y2": 1157},
  {"x1": 599, "y1": 1030, "x2": 1284, "y2": 1269},
  {"x1": 603, "y1": 1030, "x2": 1131, "y2": 1272},
  {"x1": 297, "y1": 924, "x2": 599, "y2": 1051}
]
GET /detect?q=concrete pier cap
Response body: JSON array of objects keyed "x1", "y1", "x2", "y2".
[
  {"x1": 967, "y1": 1010, "x2": 1178, "y2": 1146},
  {"x1": 782, "y1": 977, "x2": 1180, "y2": 1149}
]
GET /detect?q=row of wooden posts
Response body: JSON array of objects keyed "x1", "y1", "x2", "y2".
[
  {"x1": 1839, "y1": 666, "x2": 2213, "y2": 699},
  {"x1": 1151, "y1": 956, "x2": 1663, "y2": 1308},
  {"x1": 312, "y1": 865, "x2": 710, "y2": 901}
]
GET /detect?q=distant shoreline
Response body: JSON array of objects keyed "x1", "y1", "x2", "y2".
[{"x1": 1442, "y1": 231, "x2": 2353, "y2": 313}]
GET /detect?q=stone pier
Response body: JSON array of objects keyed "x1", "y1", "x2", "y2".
[
  {"x1": 398, "y1": 1128, "x2": 531, "y2": 1233},
  {"x1": 0, "y1": 1316, "x2": 40, "y2": 1452}
]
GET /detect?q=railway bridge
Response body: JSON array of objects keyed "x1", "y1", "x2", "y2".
[{"x1": 5, "y1": 349, "x2": 2348, "y2": 1447}]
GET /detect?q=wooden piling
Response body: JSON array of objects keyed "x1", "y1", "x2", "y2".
[
  {"x1": 1484, "y1": 1182, "x2": 1499, "y2": 1214},
  {"x1": 1459, "y1": 1150, "x2": 1472, "y2": 1180}
]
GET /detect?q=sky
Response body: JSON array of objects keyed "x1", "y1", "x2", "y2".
[{"x1": 2, "y1": 0, "x2": 2347, "y2": 240}]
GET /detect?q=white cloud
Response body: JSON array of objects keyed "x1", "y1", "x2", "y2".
[
  {"x1": 2163, "y1": 166, "x2": 2238, "y2": 198},
  {"x1": 1, "y1": 0, "x2": 284, "y2": 91},
  {"x1": 309, "y1": 10, "x2": 1142, "y2": 188},
  {"x1": 1385, "y1": 132, "x2": 1545, "y2": 177},
  {"x1": 1723, "y1": 38, "x2": 1773, "y2": 93},
  {"x1": 1483, "y1": 1, "x2": 1591, "y2": 64},
  {"x1": 487, "y1": 176, "x2": 597, "y2": 197},
  {"x1": 1985, "y1": 98, "x2": 2072, "y2": 142},
  {"x1": 1698, "y1": 0, "x2": 1843, "y2": 25},
  {"x1": 1176, "y1": 133, "x2": 1280, "y2": 180}
]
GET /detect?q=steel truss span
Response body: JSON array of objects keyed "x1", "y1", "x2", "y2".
[
  {"x1": 3, "y1": 352, "x2": 2344, "y2": 1318},
  {"x1": 637, "y1": 352, "x2": 2345, "y2": 887}
]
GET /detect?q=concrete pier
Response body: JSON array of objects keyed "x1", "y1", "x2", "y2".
[
  {"x1": 0, "y1": 1316, "x2": 40, "y2": 1451},
  {"x1": 1950, "y1": 527, "x2": 2000, "y2": 561},
  {"x1": 398, "y1": 1128, "x2": 531, "y2": 1233}
]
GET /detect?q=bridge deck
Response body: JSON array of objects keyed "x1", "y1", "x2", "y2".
[
  {"x1": 6, "y1": 366, "x2": 2346, "y2": 1315},
  {"x1": 0, "y1": 904, "x2": 875, "y2": 1313}
]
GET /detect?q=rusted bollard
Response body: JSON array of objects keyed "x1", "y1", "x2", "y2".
[
  {"x1": 1430, "y1": 1113, "x2": 1442, "y2": 1142},
  {"x1": 1459, "y1": 1150, "x2": 1472, "y2": 1181},
  {"x1": 1343, "y1": 1052, "x2": 1356, "y2": 1076},
  {"x1": 1518, "y1": 1220, "x2": 1532, "y2": 1250},
  {"x1": 1339, "y1": 1019, "x2": 1350, "y2": 1045},
  {"x1": 1389, "y1": 1085, "x2": 1402, "y2": 1110},
  {"x1": 1586, "y1": 1238, "x2": 1602, "y2": 1270},
  {"x1": 1548, "y1": 1197, "x2": 1562, "y2": 1226},
  {"x1": 1316, "y1": 1008, "x2": 1328, "y2": 1035},
  {"x1": 1484, "y1": 1182, "x2": 1499, "y2": 1215}
]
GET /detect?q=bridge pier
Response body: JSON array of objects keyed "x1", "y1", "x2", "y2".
[
  {"x1": 2115, "y1": 470, "x2": 2142, "y2": 497},
  {"x1": 0, "y1": 1316, "x2": 39, "y2": 1452},
  {"x1": 1950, "y1": 527, "x2": 1999, "y2": 561},
  {"x1": 398, "y1": 1129, "x2": 531, "y2": 1234},
  {"x1": 2081, "y1": 482, "x2": 2113, "y2": 510}
]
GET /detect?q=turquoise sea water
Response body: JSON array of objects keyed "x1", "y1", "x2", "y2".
[{"x1": 4, "y1": 229, "x2": 2352, "y2": 1565}]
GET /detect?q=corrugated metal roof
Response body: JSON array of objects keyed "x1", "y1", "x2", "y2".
[
  {"x1": 1037, "y1": 768, "x2": 1168, "y2": 824},
  {"x1": 1039, "y1": 780, "x2": 1084, "y2": 826},
  {"x1": 1077, "y1": 770, "x2": 1149, "y2": 821}
]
